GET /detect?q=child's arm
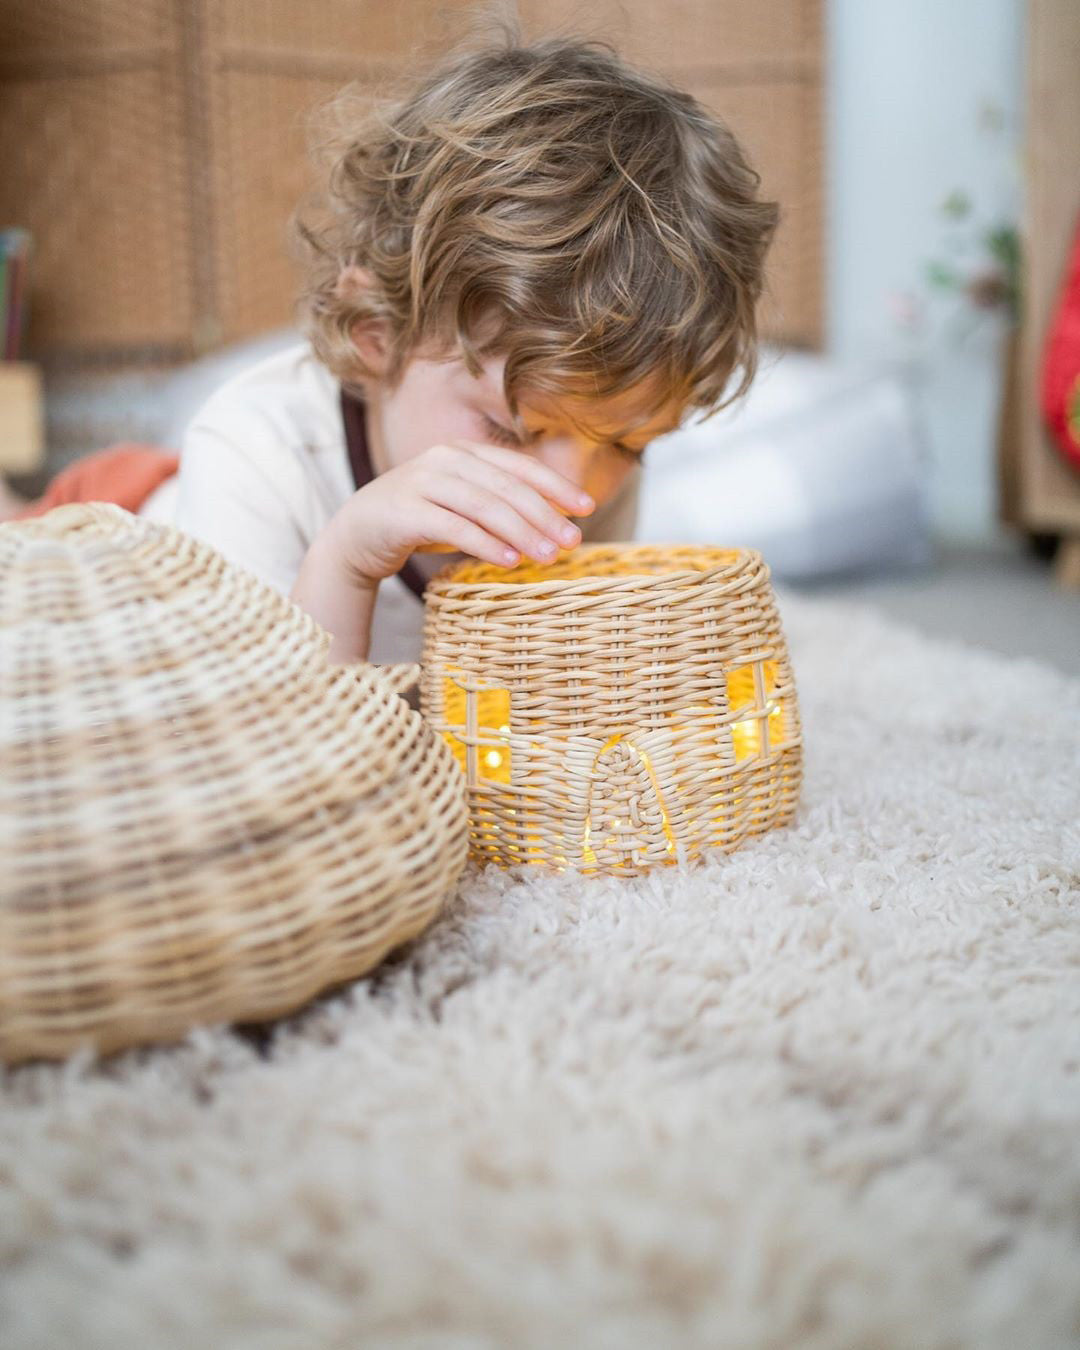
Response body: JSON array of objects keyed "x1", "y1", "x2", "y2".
[{"x1": 290, "y1": 441, "x2": 594, "y2": 664}]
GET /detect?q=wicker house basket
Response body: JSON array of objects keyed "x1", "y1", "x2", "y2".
[
  {"x1": 418, "y1": 544, "x2": 803, "y2": 877},
  {"x1": 0, "y1": 504, "x2": 469, "y2": 1065}
]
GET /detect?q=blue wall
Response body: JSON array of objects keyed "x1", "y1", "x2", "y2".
[{"x1": 826, "y1": 0, "x2": 1024, "y2": 542}]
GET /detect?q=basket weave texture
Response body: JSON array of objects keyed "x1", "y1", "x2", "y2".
[
  {"x1": 420, "y1": 544, "x2": 803, "y2": 877},
  {"x1": 0, "y1": 1, "x2": 822, "y2": 365},
  {"x1": 0, "y1": 504, "x2": 468, "y2": 1065}
]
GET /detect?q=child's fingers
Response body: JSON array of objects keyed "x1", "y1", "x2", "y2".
[
  {"x1": 456, "y1": 441, "x2": 596, "y2": 516},
  {"x1": 424, "y1": 476, "x2": 570, "y2": 563},
  {"x1": 448, "y1": 456, "x2": 582, "y2": 554},
  {"x1": 415, "y1": 502, "x2": 520, "y2": 567}
]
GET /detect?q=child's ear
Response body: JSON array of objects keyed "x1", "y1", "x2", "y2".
[
  {"x1": 336, "y1": 266, "x2": 390, "y2": 376},
  {"x1": 348, "y1": 317, "x2": 390, "y2": 377}
]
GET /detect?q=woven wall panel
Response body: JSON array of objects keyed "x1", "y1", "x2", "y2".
[
  {"x1": 210, "y1": 0, "x2": 476, "y2": 60},
  {"x1": 1, "y1": 0, "x2": 824, "y2": 365},
  {"x1": 0, "y1": 0, "x2": 176, "y2": 59},
  {"x1": 0, "y1": 62, "x2": 194, "y2": 352},
  {"x1": 690, "y1": 78, "x2": 823, "y2": 347},
  {"x1": 208, "y1": 70, "x2": 347, "y2": 344},
  {"x1": 518, "y1": 0, "x2": 821, "y2": 71}
]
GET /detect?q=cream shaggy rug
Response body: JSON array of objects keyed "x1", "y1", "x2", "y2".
[{"x1": 1, "y1": 585, "x2": 1078, "y2": 1350}]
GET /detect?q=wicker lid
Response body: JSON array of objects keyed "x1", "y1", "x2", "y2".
[{"x1": 0, "y1": 504, "x2": 468, "y2": 1064}]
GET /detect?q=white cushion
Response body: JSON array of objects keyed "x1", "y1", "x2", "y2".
[{"x1": 637, "y1": 346, "x2": 933, "y2": 578}]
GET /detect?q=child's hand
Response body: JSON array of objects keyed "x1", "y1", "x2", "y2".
[{"x1": 326, "y1": 440, "x2": 596, "y2": 583}]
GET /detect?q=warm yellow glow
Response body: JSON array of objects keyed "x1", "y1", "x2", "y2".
[
  {"x1": 675, "y1": 667, "x2": 785, "y2": 763},
  {"x1": 443, "y1": 672, "x2": 513, "y2": 783},
  {"x1": 732, "y1": 709, "x2": 782, "y2": 758},
  {"x1": 444, "y1": 653, "x2": 789, "y2": 870},
  {"x1": 447, "y1": 547, "x2": 746, "y2": 588},
  {"x1": 728, "y1": 662, "x2": 784, "y2": 761}
]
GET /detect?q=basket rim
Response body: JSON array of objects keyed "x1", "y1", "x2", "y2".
[{"x1": 427, "y1": 543, "x2": 765, "y2": 597}]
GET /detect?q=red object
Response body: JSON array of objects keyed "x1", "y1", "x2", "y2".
[
  {"x1": 14, "y1": 444, "x2": 179, "y2": 520},
  {"x1": 1040, "y1": 208, "x2": 1080, "y2": 472}
]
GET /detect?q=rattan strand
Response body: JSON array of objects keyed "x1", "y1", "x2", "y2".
[
  {"x1": 0, "y1": 504, "x2": 468, "y2": 1065},
  {"x1": 415, "y1": 543, "x2": 803, "y2": 877}
]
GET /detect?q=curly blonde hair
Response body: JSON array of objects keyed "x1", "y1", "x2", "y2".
[{"x1": 292, "y1": 14, "x2": 780, "y2": 438}]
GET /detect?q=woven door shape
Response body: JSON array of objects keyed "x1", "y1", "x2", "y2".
[
  {"x1": 421, "y1": 545, "x2": 803, "y2": 877},
  {"x1": 0, "y1": 504, "x2": 468, "y2": 1065}
]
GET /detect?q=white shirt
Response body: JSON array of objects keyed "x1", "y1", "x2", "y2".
[{"x1": 142, "y1": 340, "x2": 640, "y2": 664}]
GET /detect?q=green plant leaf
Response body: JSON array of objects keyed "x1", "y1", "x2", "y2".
[
  {"x1": 986, "y1": 224, "x2": 1020, "y2": 273},
  {"x1": 925, "y1": 260, "x2": 960, "y2": 289},
  {"x1": 941, "y1": 190, "x2": 972, "y2": 219}
]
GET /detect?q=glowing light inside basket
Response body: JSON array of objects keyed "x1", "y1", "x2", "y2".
[
  {"x1": 732, "y1": 700, "x2": 783, "y2": 758},
  {"x1": 442, "y1": 675, "x2": 513, "y2": 784},
  {"x1": 483, "y1": 743, "x2": 506, "y2": 770},
  {"x1": 725, "y1": 661, "x2": 784, "y2": 761},
  {"x1": 443, "y1": 657, "x2": 788, "y2": 867}
]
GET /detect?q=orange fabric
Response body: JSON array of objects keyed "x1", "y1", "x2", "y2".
[{"x1": 14, "y1": 444, "x2": 180, "y2": 521}]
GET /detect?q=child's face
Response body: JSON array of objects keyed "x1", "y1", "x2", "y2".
[{"x1": 363, "y1": 340, "x2": 683, "y2": 511}]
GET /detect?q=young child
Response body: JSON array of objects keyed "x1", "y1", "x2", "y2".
[{"x1": 10, "y1": 27, "x2": 779, "y2": 668}]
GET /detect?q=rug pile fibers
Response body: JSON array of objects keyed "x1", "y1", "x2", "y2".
[{"x1": 1, "y1": 586, "x2": 1078, "y2": 1349}]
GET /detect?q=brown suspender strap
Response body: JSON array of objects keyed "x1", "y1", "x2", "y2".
[{"x1": 339, "y1": 388, "x2": 429, "y2": 602}]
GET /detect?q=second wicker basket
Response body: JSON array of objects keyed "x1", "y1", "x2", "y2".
[{"x1": 416, "y1": 543, "x2": 803, "y2": 877}]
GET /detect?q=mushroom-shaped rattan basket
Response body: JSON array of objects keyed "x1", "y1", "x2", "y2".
[
  {"x1": 0, "y1": 504, "x2": 469, "y2": 1065},
  {"x1": 419, "y1": 544, "x2": 803, "y2": 877}
]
